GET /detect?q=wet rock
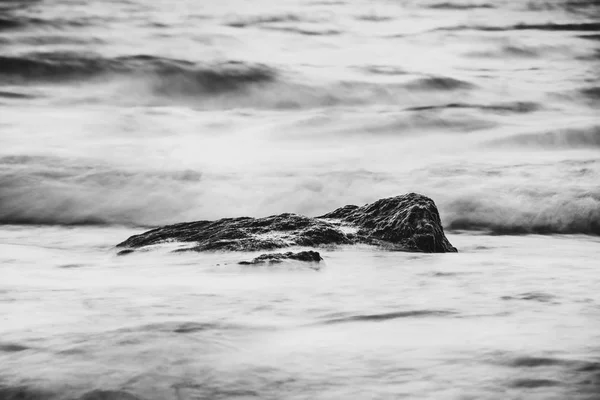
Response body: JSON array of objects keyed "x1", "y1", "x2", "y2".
[
  {"x1": 319, "y1": 192, "x2": 457, "y2": 252},
  {"x1": 239, "y1": 250, "x2": 323, "y2": 265},
  {"x1": 116, "y1": 193, "x2": 457, "y2": 253}
]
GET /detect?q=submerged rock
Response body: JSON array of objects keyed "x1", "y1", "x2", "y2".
[
  {"x1": 239, "y1": 251, "x2": 323, "y2": 265},
  {"x1": 116, "y1": 193, "x2": 457, "y2": 253}
]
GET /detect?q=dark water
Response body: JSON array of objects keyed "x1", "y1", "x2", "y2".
[{"x1": 1, "y1": 0, "x2": 599, "y2": 399}]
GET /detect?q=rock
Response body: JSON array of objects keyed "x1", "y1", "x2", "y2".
[
  {"x1": 319, "y1": 192, "x2": 456, "y2": 253},
  {"x1": 239, "y1": 251, "x2": 323, "y2": 265},
  {"x1": 116, "y1": 193, "x2": 457, "y2": 253}
]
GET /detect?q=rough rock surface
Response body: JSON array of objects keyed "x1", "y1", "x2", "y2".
[
  {"x1": 116, "y1": 193, "x2": 457, "y2": 253},
  {"x1": 239, "y1": 251, "x2": 323, "y2": 265}
]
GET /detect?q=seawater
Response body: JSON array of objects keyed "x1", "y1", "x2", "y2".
[{"x1": 1, "y1": 0, "x2": 599, "y2": 398}]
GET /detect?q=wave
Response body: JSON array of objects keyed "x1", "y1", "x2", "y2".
[
  {"x1": 224, "y1": 13, "x2": 341, "y2": 36},
  {"x1": 360, "y1": 65, "x2": 408, "y2": 75},
  {"x1": 80, "y1": 390, "x2": 142, "y2": 400},
  {"x1": 225, "y1": 13, "x2": 306, "y2": 28},
  {"x1": 0, "y1": 155, "x2": 204, "y2": 226},
  {"x1": 427, "y1": 2, "x2": 494, "y2": 10},
  {"x1": 526, "y1": 0, "x2": 600, "y2": 16},
  {"x1": 112, "y1": 320, "x2": 252, "y2": 334},
  {"x1": 510, "y1": 379, "x2": 561, "y2": 388},
  {"x1": 487, "y1": 126, "x2": 600, "y2": 149},
  {"x1": 467, "y1": 44, "x2": 545, "y2": 59},
  {"x1": 581, "y1": 87, "x2": 600, "y2": 101},
  {"x1": 405, "y1": 101, "x2": 540, "y2": 114},
  {"x1": 0, "y1": 385, "x2": 54, "y2": 400},
  {"x1": 444, "y1": 190, "x2": 600, "y2": 235},
  {"x1": 0, "y1": 14, "x2": 100, "y2": 31},
  {"x1": 262, "y1": 26, "x2": 342, "y2": 36},
  {"x1": 266, "y1": 75, "x2": 476, "y2": 109},
  {"x1": 0, "y1": 16, "x2": 24, "y2": 30},
  {"x1": 355, "y1": 14, "x2": 394, "y2": 22},
  {"x1": 3, "y1": 154, "x2": 598, "y2": 236},
  {"x1": 13, "y1": 35, "x2": 103, "y2": 46},
  {"x1": 494, "y1": 45, "x2": 541, "y2": 58},
  {"x1": 0, "y1": 342, "x2": 29, "y2": 352},
  {"x1": 579, "y1": 34, "x2": 600, "y2": 41},
  {"x1": 500, "y1": 292, "x2": 557, "y2": 303},
  {"x1": 0, "y1": 90, "x2": 34, "y2": 99},
  {"x1": 508, "y1": 356, "x2": 572, "y2": 367},
  {"x1": 404, "y1": 76, "x2": 475, "y2": 91},
  {"x1": 0, "y1": 52, "x2": 276, "y2": 91},
  {"x1": 0, "y1": 51, "x2": 480, "y2": 108},
  {"x1": 224, "y1": 12, "x2": 334, "y2": 29},
  {"x1": 439, "y1": 22, "x2": 600, "y2": 32},
  {"x1": 320, "y1": 310, "x2": 455, "y2": 324},
  {"x1": 0, "y1": 386, "x2": 142, "y2": 400}
]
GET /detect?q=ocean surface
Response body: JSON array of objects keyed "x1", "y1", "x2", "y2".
[{"x1": 1, "y1": 0, "x2": 599, "y2": 399}]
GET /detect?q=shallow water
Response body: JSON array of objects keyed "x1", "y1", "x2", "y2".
[
  {"x1": 1, "y1": 229, "x2": 600, "y2": 399},
  {"x1": 1, "y1": 0, "x2": 599, "y2": 398}
]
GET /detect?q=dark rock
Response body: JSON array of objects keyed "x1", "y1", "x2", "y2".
[
  {"x1": 116, "y1": 193, "x2": 457, "y2": 253},
  {"x1": 319, "y1": 192, "x2": 456, "y2": 252},
  {"x1": 239, "y1": 251, "x2": 323, "y2": 265}
]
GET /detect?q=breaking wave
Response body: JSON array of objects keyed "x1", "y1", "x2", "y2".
[
  {"x1": 0, "y1": 52, "x2": 481, "y2": 108},
  {"x1": 0, "y1": 155, "x2": 204, "y2": 226},
  {"x1": 2, "y1": 154, "x2": 599, "y2": 237},
  {"x1": 443, "y1": 191, "x2": 600, "y2": 235}
]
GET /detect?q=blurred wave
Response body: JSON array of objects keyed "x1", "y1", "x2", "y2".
[
  {"x1": 438, "y1": 22, "x2": 600, "y2": 32},
  {"x1": 0, "y1": 155, "x2": 203, "y2": 226},
  {"x1": 1, "y1": 0, "x2": 600, "y2": 399},
  {"x1": 0, "y1": 51, "x2": 481, "y2": 107},
  {"x1": 487, "y1": 126, "x2": 600, "y2": 149},
  {"x1": 320, "y1": 310, "x2": 455, "y2": 324},
  {"x1": 0, "y1": 53, "x2": 276, "y2": 92},
  {"x1": 2, "y1": 154, "x2": 599, "y2": 237},
  {"x1": 444, "y1": 190, "x2": 600, "y2": 235},
  {"x1": 427, "y1": 2, "x2": 494, "y2": 10},
  {"x1": 404, "y1": 76, "x2": 475, "y2": 91},
  {"x1": 405, "y1": 101, "x2": 540, "y2": 113}
]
